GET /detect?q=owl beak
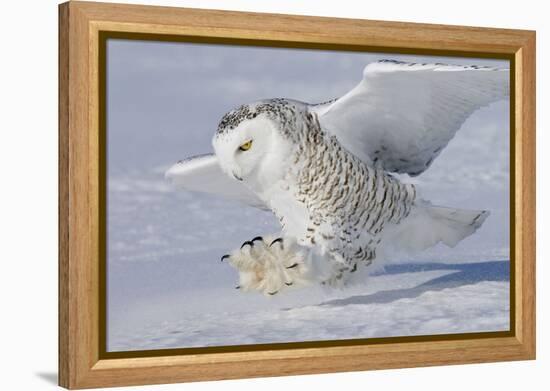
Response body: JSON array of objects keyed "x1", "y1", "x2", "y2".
[{"x1": 232, "y1": 171, "x2": 243, "y2": 181}]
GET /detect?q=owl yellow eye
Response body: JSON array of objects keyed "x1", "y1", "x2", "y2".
[{"x1": 239, "y1": 140, "x2": 253, "y2": 151}]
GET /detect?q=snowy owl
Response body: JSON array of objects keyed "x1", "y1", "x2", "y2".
[{"x1": 166, "y1": 59, "x2": 509, "y2": 295}]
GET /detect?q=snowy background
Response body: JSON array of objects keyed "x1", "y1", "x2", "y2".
[{"x1": 106, "y1": 40, "x2": 510, "y2": 352}]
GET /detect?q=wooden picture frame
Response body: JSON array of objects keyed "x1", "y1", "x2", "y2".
[{"x1": 58, "y1": 1, "x2": 536, "y2": 389}]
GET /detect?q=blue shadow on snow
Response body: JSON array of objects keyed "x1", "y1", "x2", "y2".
[{"x1": 320, "y1": 260, "x2": 509, "y2": 307}]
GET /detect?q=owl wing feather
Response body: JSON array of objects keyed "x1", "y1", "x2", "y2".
[
  {"x1": 165, "y1": 154, "x2": 269, "y2": 210},
  {"x1": 311, "y1": 59, "x2": 509, "y2": 176}
]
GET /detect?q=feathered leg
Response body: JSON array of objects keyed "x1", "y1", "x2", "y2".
[{"x1": 222, "y1": 235, "x2": 312, "y2": 295}]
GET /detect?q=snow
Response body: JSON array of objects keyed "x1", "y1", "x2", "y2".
[
  {"x1": 110, "y1": 265, "x2": 508, "y2": 351},
  {"x1": 106, "y1": 40, "x2": 510, "y2": 352}
]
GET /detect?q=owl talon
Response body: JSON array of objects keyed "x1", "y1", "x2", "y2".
[
  {"x1": 251, "y1": 236, "x2": 264, "y2": 243},
  {"x1": 286, "y1": 263, "x2": 299, "y2": 269},
  {"x1": 241, "y1": 240, "x2": 254, "y2": 249},
  {"x1": 221, "y1": 254, "x2": 230, "y2": 262},
  {"x1": 269, "y1": 237, "x2": 283, "y2": 247}
]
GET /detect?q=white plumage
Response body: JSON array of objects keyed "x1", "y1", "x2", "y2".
[{"x1": 165, "y1": 59, "x2": 508, "y2": 295}]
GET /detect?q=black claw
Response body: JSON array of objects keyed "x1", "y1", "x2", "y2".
[
  {"x1": 251, "y1": 236, "x2": 264, "y2": 243},
  {"x1": 221, "y1": 254, "x2": 230, "y2": 262},
  {"x1": 235, "y1": 285, "x2": 240, "y2": 289},
  {"x1": 285, "y1": 282, "x2": 293, "y2": 286},
  {"x1": 267, "y1": 291, "x2": 278, "y2": 295},
  {"x1": 269, "y1": 237, "x2": 283, "y2": 247},
  {"x1": 241, "y1": 241, "x2": 254, "y2": 249},
  {"x1": 286, "y1": 263, "x2": 299, "y2": 269}
]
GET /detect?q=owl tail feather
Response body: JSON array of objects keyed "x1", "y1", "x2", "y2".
[{"x1": 382, "y1": 202, "x2": 490, "y2": 255}]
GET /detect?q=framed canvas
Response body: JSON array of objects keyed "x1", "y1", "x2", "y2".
[{"x1": 58, "y1": 1, "x2": 536, "y2": 389}]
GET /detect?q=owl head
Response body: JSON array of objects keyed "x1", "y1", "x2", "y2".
[{"x1": 212, "y1": 100, "x2": 299, "y2": 192}]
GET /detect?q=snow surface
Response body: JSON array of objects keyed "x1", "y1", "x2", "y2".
[{"x1": 106, "y1": 40, "x2": 510, "y2": 352}]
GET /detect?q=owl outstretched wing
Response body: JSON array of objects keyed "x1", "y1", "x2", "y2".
[
  {"x1": 311, "y1": 59, "x2": 509, "y2": 176},
  {"x1": 165, "y1": 154, "x2": 268, "y2": 210}
]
